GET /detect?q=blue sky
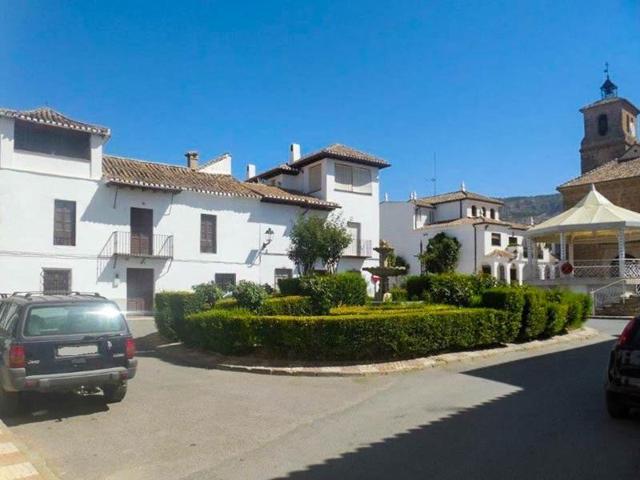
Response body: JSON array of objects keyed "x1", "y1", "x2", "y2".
[{"x1": 1, "y1": 1, "x2": 639, "y2": 199}]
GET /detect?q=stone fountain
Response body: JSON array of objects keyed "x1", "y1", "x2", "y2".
[{"x1": 363, "y1": 240, "x2": 408, "y2": 301}]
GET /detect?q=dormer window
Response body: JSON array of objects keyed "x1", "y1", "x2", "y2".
[
  {"x1": 481, "y1": 206, "x2": 487, "y2": 217},
  {"x1": 14, "y1": 120, "x2": 91, "y2": 160}
]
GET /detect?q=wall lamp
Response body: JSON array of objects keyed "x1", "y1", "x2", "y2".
[{"x1": 262, "y1": 227, "x2": 274, "y2": 249}]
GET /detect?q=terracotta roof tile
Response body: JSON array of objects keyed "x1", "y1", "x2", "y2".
[
  {"x1": 417, "y1": 216, "x2": 528, "y2": 230},
  {"x1": 290, "y1": 143, "x2": 390, "y2": 169},
  {"x1": 558, "y1": 153, "x2": 640, "y2": 189},
  {"x1": 0, "y1": 107, "x2": 110, "y2": 136},
  {"x1": 102, "y1": 155, "x2": 337, "y2": 210},
  {"x1": 247, "y1": 163, "x2": 299, "y2": 182},
  {"x1": 414, "y1": 190, "x2": 503, "y2": 207}
]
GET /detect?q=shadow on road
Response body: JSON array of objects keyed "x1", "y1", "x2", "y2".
[
  {"x1": 278, "y1": 340, "x2": 640, "y2": 480},
  {"x1": 2, "y1": 391, "x2": 109, "y2": 426}
]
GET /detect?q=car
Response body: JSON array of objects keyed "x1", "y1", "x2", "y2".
[
  {"x1": 605, "y1": 316, "x2": 640, "y2": 418},
  {"x1": 0, "y1": 292, "x2": 137, "y2": 415}
]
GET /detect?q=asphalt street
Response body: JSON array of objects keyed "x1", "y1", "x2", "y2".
[{"x1": 4, "y1": 318, "x2": 638, "y2": 480}]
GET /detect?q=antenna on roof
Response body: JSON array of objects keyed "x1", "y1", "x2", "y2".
[{"x1": 428, "y1": 152, "x2": 437, "y2": 196}]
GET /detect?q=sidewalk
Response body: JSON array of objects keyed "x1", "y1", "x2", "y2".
[{"x1": 0, "y1": 422, "x2": 58, "y2": 480}]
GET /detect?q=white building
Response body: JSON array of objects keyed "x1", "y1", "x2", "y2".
[
  {"x1": 0, "y1": 107, "x2": 388, "y2": 313},
  {"x1": 380, "y1": 186, "x2": 552, "y2": 284}
]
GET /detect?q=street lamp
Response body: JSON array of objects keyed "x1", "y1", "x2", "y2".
[{"x1": 262, "y1": 227, "x2": 274, "y2": 249}]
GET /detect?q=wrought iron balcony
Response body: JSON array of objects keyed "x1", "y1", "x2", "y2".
[
  {"x1": 106, "y1": 231, "x2": 174, "y2": 259},
  {"x1": 343, "y1": 239, "x2": 373, "y2": 258}
]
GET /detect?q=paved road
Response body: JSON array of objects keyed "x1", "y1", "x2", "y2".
[{"x1": 4, "y1": 318, "x2": 639, "y2": 479}]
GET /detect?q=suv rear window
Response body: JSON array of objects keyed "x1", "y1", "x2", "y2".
[{"x1": 25, "y1": 303, "x2": 125, "y2": 337}]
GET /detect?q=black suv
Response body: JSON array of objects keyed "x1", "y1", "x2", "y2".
[
  {"x1": 0, "y1": 292, "x2": 137, "y2": 414},
  {"x1": 606, "y1": 317, "x2": 640, "y2": 418}
]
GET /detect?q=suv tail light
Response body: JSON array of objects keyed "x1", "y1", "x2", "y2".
[
  {"x1": 125, "y1": 338, "x2": 136, "y2": 360},
  {"x1": 618, "y1": 318, "x2": 637, "y2": 347},
  {"x1": 9, "y1": 345, "x2": 26, "y2": 368}
]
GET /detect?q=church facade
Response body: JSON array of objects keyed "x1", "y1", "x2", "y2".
[{"x1": 558, "y1": 75, "x2": 640, "y2": 261}]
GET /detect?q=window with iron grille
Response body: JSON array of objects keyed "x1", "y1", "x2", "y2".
[
  {"x1": 42, "y1": 269, "x2": 71, "y2": 294},
  {"x1": 214, "y1": 273, "x2": 236, "y2": 291},
  {"x1": 200, "y1": 214, "x2": 217, "y2": 253},
  {"x1": 54, "y1": 200, "x2": 76, "y2": 246},
  {"x1": 274, "y1": 268, "x2": 293, "y2": 288}
]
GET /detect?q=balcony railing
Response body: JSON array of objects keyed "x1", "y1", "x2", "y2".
[
  {"x1": 535, "y1": 259, "x2": 640, "y2": 280},
  {"x1": 106, "y1": 231, "x2": 174, "y2": 259},
  {"x1": 343, "y1": 239, "x2": 372, "y2": 258}
]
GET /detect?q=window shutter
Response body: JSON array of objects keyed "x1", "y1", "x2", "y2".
[
  {"x1": 200, "y1": 214, "x2": 217, "y2": 253},
  {"x1": 353, "y1": 167, "x2": 372, "y2": 194},
  {"x1": 335, "y1": 164, "x2": 353, "y2": 191},
  {"x1": 54, "y1": 200, "x2": 76, "y2": 246},
  {"x1": 308, "y1": 164, "x2": 322, "y2": 192}
]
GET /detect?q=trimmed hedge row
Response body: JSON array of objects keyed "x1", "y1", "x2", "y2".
[
  {"x1": 185, "y1": 307, "x2": 516, "y2": 360},
  {"x1": 481, "y1": 287, "x2": 591, "y2": 341},
  {"x1": 405, "y1": 273, "x2": 497, "y2": 306},
  {"x1": 215, "y1": 295, "x2": 314, "y2": 316},
  {"x1": 155, "y1": 292, "x2": 202, "y2": 341}
]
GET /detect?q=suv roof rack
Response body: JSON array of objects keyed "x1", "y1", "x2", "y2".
[
  {"x1": 0, "y1": 293, "x2": 8, "y2": 299},
  {"x1": 10, "y1": 291, "x2": 105, "y2": 299},
  {"x1": 69, "y1": 292, "x2": 105, "y2": 298}
]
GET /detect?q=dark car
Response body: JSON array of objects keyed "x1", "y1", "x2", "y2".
[
  {"x1": 606, "y1": 316, "x2": 640, "y2": 418},
  {"x1": 0, "y1": 292, "x2": 137, "y2": 415}
]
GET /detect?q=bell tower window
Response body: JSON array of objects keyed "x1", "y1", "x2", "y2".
[{"x1": 597, "y1": 114, "x2": 608, "y2": 136}]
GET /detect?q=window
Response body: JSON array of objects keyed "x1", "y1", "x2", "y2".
[
  {"x1": 490, "y1": 208, "x2": 496, "y2": 219},
  {"x1": 274, "y1": 268, "x2": 293, "y2": 288},
  {"x1": 598, "y1": 114, "x2": 608, "y2": 136},
  {"x1": 481, "y1": 207, "x2": 487, "y2": 217},
  {"x1": 0, "y1": 304, "x2": 19, "y2": 336},
  {"x1": 508, "y1": 236, "x2": 518, "y2": 246},
  {"x1": 54, "y1": 200, "x2": 76, "y2": 246},
  {"x1": 42, "y1": 269, "x2": 71, "y2": 294},
  {"x1": 14, "y1": 120, "x2": 91, "y2": 160},
  {"x1": 24, "y1": 303, "x2": 125, "y2": 337},
  {"x1": 523, "y1": 242, "x2": 529, "y2": 258},
  {"x1": 471, "y1": 206, "x2": 477, "y2": 217},
  {"x1": 308, "y1": 164, "x2": 322, "y2": 193},
  {"x1": 491, "y1": 233, "x2": 501, "y2": 246},
  {"x1": 481, "y1": 265, "x2": 491, "y2": 275},
  {"x1": 334, "y1": 164, "x2": 372, "y2": 194},
  {"x1": 215, "y1": 273, "x2": 236, "y2": 291},
  {"x1": 200, "y1": 214, "x2": 217, "y2": 253}
]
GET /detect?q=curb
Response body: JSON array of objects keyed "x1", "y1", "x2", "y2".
[
  {"x1": 150, "y1": 327, "x2": 601, "y2": 378},
  {"x1": 0, "y1": 421, "x2": 59, "y2": 479}
]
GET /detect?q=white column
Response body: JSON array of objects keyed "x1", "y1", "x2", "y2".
[
  {"x1": 559, "y1": 232, "x2": 566, "y2": 262},
  {"x1": 618, "y1": 228, "x2": 626, "y2": 278},
  {"x1": 504, "y1": 263, "x2": 511, "y2": 285},
  {"x1": 538, "y1": 264, "x2": 546, "y2": 280},
  {"x1": 516, "y1": 263, "x2": 525, "y2": 285},
  {"x1": 491, "y1": 261, "x2": 499, "y2": 280}
]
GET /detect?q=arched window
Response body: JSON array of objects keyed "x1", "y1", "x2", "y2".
[
  {"x1": 490, "y1": 208, "x2": 496, "y2": 219},
  {"x1": 481, "y1": 207, "x2": 487, "y2": 217},
  {"x1": 471, "y1": 205, "x2": 477, "y2": 217},
  {"x1": 598, "y1": 114, "x2": 608, "y2": 136}
]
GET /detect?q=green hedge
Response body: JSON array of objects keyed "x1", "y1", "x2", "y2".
[
  {"x1": 277, "y1": 277, "x2": 302, "y2": 296},
  {"x1": 405, "y1": 273, "x2": 497, "y2": 305},
  {"x1": 155, "y1": 292, "x2": 201, "y2": 341},
  {"x1": 520, "y1": 288, "x2": 547, "y2": 340},
  {"x1": 545, "y1": 302, "x2": 569, "y2": 337},
  {"x1": 210, "y1": 295, "x2": 314, "y2": 316},
  {"x1": 185, "y1": 307, "x2": 517, "y2": 360},
  {"x1": 481, "y1": 287, "x2": 525, "y2": 325}
]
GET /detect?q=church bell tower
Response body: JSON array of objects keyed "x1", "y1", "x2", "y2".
[{"x1": 580, "y1": 68, "x2": 639, "y2": 174}]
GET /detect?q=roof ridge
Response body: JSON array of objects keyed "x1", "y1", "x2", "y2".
[
  {"x1": 104, "y1": 154, "x2": 234, "y2": 177},
  {"x1": 558, "y1": 158, "x2": 622, "y2": 188}
]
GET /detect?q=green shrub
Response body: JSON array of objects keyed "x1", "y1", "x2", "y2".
[
  {"x1": 545, "y1": 302, "x2": 569, "y2": 337},
  {"x1": 186, "y1": 307, "x2": 516, "y2": 360},
  {"x1": 209, "y1": 295, "x2": 314, "y2": 316},
  {"x1": 233, "y1": 281, "x2": 268, "y2": 313},
  {"x1": 330, "y1": 303, "x2": 452, "y2": 315},
  {"x1": 278, "y1": 277, "x2": 302, "y2": 296},
  {"x1": 155, "y1": 291, "x2": 201, "y2": 341},
  {"x1": 192, "y1": 282, "x2": 223, "y2": 310},
  {"x1": 390, "y1": 287, "x2": 408, "y2": 302},
  {"x1": 520, "y1": 288, "x2": 547, "y2": 340},
  {"x1": 428, "y1": 273, "x2": 477, "y2": 306},
  {"x1": 299, "y1": 275, "x2": 334, "y2": 315},
  {"x1": 481, "y1": 287, "x2": 525, "y2": 328},
  {"x1": 330, "y1": 272, "x2": 368, "y2": 306},
  {"x1": 546, "y1": 288, "x2": 590, "y2": 329},
  {"x1": 405, "y1": 275, "x2": 430, "y2": 300}
]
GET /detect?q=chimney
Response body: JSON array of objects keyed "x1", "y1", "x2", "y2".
[
  {"x1": 185, "y1": 151, "x2": 199, "y2": 170},
  {"x1": 246, "y1": 163, "x2": 256, "y2": 180},
  {"x1": 289, "y1": 143, "x2": 301, "y2": 163}
]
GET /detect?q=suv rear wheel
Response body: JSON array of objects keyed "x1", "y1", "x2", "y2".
[
  {"x1": 606, "y1": 391, "x2": 630, "y2": 419},
  {"x1": 102, "y1": 382, "x2": 127, "y2": 403},
  {"x1": 0, "y1": 387, "x2": 21, "y2": 417}
]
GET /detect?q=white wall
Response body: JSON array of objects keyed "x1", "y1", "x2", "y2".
[{"x1": 380, "y1": 201, "x2": 422, "y2": 275}]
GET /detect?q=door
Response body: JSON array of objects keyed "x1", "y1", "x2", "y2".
[
  {"x1": 130, "y1": 208, "x2": 153, "y2": 255},
  {"x1": 127, "y1": 268, "x2": 154, "y2": 313},
  {"x1": 346, "y1": 222, "x2": 361, "y2": 256}
]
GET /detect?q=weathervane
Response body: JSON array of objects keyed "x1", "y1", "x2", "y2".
[{"x1": 600, "y1": 61, "x2": 618, "y2": 99}]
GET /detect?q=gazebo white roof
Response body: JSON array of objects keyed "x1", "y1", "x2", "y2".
[{"x1": 525, "y1": 185, "x2": 640, "y2": 241}]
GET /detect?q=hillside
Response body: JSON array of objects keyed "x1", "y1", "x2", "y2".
[{"x1": 500, "y1": 193, "x2": 563, "y2": 225}]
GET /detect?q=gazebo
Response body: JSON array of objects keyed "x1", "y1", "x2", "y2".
[{"x1": 524, "y1": 185, "x2": 640, "y2": 291}]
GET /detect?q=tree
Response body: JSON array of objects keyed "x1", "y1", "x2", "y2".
[
  {"x1": 288, "y1": 214, "x2": 351, "y2": 274},
  {"x1": 419, "y1": 232, "x2": 461, "y2": 273}
]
